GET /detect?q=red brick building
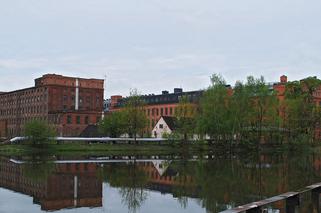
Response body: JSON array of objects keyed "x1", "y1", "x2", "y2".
[
  {"x1": 108, "y1": 89, "x2": 204, "y2": 132},
  {"x1": 108, "y1": 87, "x2": 233, "y2": 134},
  {"x1": 273, "y1": 75, "x2": 321, "y2": 139},
  {"x1": 0, "y1": 74, "x2": 104, "y2": 138},
  {"x1": 273, "y1": 75, "x2": 321, "y2": 105}
]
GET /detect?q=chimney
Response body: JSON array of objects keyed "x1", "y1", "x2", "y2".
[
  {"x1": 174, "y1": 88, "x2": 183, "y2": 94},
  {"x1": 162, "y1": 90, "x2": 169, "y2": 95},
  {"x1": 280, "y1": 75, "x2": 287, "y2": 83}
]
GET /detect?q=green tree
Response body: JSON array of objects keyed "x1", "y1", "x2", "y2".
[
  {"x1": 123, "y1": 89, "x2": 148, "y2": 143},
  {"x1": 99, "y1": 111, "x2": 126, "y2": 137},
  {"x1": 197, "y1": 74, "x2": 233, "y2": 141},
  {"x1": 230, "y1": 81, "x2": 253, "y2": 142},
  {"x1": 244, "y1": 76, "x2": 280, "y2": 142},
  {"x1": 24, "y1": 120, "x2": 56, "y2": 146},
  {"x1": 197, "y1": 74, "x2": 280, "y2": 144},
  {"x1": 175, "y1": 95, "x2": 198, "y2": 141},
  {"x1": 283, "y1": 77, "x2": 321, "y2": 143}
]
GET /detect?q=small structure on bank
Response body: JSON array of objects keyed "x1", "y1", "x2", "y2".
[{"x1": 152, "y1": 116, "x2": 177, "y2": 138}]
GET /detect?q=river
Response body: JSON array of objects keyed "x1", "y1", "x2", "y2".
[{"x1": 0, "y1": 151, "x2": 320, "y2": 212}]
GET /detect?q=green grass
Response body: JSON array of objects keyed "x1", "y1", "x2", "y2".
[
  {"x1": 0, "y1": 142, "x2": 213, "y2": 156},
  {"x1": 1, "y1": 141, "x2": 317, "y2": 157}
]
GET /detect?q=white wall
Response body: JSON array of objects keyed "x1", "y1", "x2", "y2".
[{"x1": 151, "y1": 117, "x2": 172, "y2": 138}]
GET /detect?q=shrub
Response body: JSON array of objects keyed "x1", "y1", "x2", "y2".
[{"x1": 24, "y1": 120, "x2": 56, "y2": 146}]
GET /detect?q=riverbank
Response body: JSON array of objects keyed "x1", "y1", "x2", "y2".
[
  {"x1": 0, "y1": 143, "x2": 214, "y2": 156},
  {"x1": 0, "y1": 141, "x2": 316, "y2": 157}
]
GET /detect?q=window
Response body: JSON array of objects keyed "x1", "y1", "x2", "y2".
[
  {"x1": 96, "y1": 116, "x2": 101, "y2": 123},
  {"x1": 67, "y1": 115, "x2": 72, "y2": 124},
  {"x1": 76, "y1": 116, "x2": 81, "y2": 124},
  {"x1": 147, "y1": 109, "x2": 150, "y2": 116},
  {"x1": 165, "y1": 108, "x2": 168, "y2": 115},
  {"x1": 85, "y1": 116, "x2": 89, "y2": 124},
  {"x1": 159, "y1": 124, "x2": 163, "y2": 129},
  {"x1": 160, "y1": 108, "x2": 164, "y2": 115},
  {"x1": 170, "y1": 107, "x2": 173, "y2": 115}
]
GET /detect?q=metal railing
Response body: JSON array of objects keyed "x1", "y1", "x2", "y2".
[{"x1": 221, "y1": 182, "x2": 321, "y2": 213}]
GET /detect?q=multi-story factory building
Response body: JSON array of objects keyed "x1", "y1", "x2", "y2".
[
  {"x1": 108, "y1": 88, "x2": 204, "y2": 132},
  {"x1": 0, "y1": 74, "x2": 104, "y2": 138}
]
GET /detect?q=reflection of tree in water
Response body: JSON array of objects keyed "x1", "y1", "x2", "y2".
[
  {"x1": 192, "y1": 152, "x2": 321, "y2": 213},
  {"x1": 170, "y1": 156, "x2": 195, "y2": 209},
  {"x1": 95, "y1": 152, "x2": 321, "y2": 213},
  {"x1": 21, "y1": 155, "x2": 55, "y2": 183},
  {"x1": 98, "y1": 161, "x2": 149, "y2": 213},
  {"x1": 119, "y1": 185, "x2": 148, "y2": 213},
  {"x1": 177, "y1": 196, "x2": 188, "y2": 209}
]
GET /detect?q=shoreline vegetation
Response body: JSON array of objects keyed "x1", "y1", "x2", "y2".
[
  {"x1": 0, "y1": 141, "x2": 317, "y2": 157},
  {"x1": 100, "y1": 74, "x2": 321, "y2": 144}
]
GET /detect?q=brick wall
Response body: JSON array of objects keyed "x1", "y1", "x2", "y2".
[{"x1": 0, "y1": 74, "x2": 104, "y2": 138}]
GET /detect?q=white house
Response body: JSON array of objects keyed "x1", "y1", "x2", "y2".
[{"x1": 152, "y1": 116, "x2": 176, "y2": 138}]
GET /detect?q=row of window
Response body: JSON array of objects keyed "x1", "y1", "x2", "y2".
[
  {"x1": 143, "y1": 93, "x2": 201, "y2": 104},
  {"x1": 145, "y1": 107, "x2": 175, "y2": 117},
  {"x1": 0, "y1": 105, "x2": 47, "y2": 117},
  {"x1": 62, "y1": 95, "x2": 101, "y2": 103},
  {"x1": 66, "y1": 115, "x2": 101, "y2": 125},
  {"x1": 0, "y1": 87, "x2": 47, "y2": 98},
  {"x1": 0, "y1": 94, "x2": 47, "y2": 106}
]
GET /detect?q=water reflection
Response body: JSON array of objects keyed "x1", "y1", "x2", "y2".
[
  {"x1": 0, "y1": 153, "x2": 321, "y2": 212},
  {"x1": 0, "y1": 156, "x2": 102, "y2": 211},
  {"x1": 99, "y1": 161, "x2": 149, "y2": 213}
]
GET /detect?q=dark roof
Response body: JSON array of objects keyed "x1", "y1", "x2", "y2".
[
  {"x1": 114, "y1": 90, "x2": 204, "y2": 108},
  {"x1": 79, "y1": 125, "x2": 102, "y2": 137},
  {"x1": 161, "y1": 116, "x2": 177, "y2": 131},
  {"x1": 0, "y1": 86, "x2": 38, "y2": 96}
]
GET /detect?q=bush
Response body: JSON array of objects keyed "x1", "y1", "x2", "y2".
[{"x1": 24, "y1": 120, "x2": 56, "y2": 146}]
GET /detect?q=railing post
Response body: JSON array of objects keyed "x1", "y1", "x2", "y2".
[
  {"x1": 312, "y1": 187, "x2": 321, "y2": 213},
  {"x1": 286, "y1": 194, "x2": 300, "y2": 213}
]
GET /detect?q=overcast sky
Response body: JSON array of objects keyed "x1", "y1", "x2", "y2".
[{"x1": 0, "y1": 0, "x2": 321, "y2": 97}]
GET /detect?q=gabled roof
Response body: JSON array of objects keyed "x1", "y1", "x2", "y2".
[{"x1": 161, "y1": 116, "x2": 177, "y2": 131}]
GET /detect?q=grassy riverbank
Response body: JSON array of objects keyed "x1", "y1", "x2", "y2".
[
  {"x1": 0, "y1": 143, "x2": 215, "y2": 156},
  {"x1": 0, "y1": 141, "x2": 315, "y2": 157}
]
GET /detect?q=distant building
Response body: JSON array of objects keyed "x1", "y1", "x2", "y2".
[
  {"x1": 273, "y1": 75, "x2": 321, "y2": 104},
  {"x1": 103, "y1": 99, "x2": 112, "y2": 112},
  {"x1": 273, "y1": 75, "x2": 321, "y2": 139},
  {"x1": 0, "y1": 74, "x2": 104, "y2": 138},
  {"x1": 108, "y1": 88, "x2": 206, "y2": 132}
]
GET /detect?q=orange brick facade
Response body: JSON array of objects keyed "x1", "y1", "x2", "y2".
[
  {"x1": 108, "y1": 89, "x2": 205, "y2": 133},
  {"x1": 273, "y1": 75, "x2": 321, "y2": 139},
  {"x1": 0, "y1": 74, "x2": 104, "y2": 138}
]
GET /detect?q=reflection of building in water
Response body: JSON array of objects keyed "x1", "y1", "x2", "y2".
[
  {"x1": 0, "y1": 158, "x2": 102, "y2": 211},
  {"x1": 140, "y1": 161, "x2": 198, "y2": 197}
]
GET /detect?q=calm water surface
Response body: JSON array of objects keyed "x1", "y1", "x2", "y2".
[{"x1": 0, "y1": 152, "x2": 321, "y2": 213}]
